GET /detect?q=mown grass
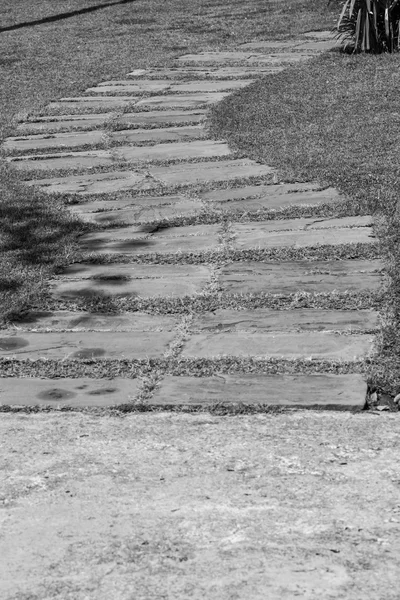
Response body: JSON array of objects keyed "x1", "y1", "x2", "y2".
[
  {"x1": 210, "y1": 50, "x2": 400, "y2": 394},
  {"x1": 0, "y1": 0, "x2": 336, "y2": 323}
]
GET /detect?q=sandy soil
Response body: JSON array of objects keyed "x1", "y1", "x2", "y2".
[{"x1": 1, "y1": 411, "x2": 400, "y2": 599}]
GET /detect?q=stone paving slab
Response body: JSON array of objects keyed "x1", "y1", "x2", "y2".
[
  {"x1": 46, "y1": 97, "x2": 138, "y2": 113},
  {"x1": 151, "y1": 374, "x2": 367, "y2": 409},
  {"x1": 11, "y1": 311, "x2": 178, "y2": 331},
  {"x1": 127, "y1": 66, "x2": 282, "y2": 79},
  {"x1": 79, "y1": 225, "x2": 220, "y2": 254},
  {"x1": 181, "y1": 331, "x2": 374, "y2": 360},
  {"x1": 81, "y1": 223, "x2": 219, "y2": 242},
  {"x1": 53, "y1": 264, "x2": 211, "y2": 298},
  {"x1": 87, "y1": 80, "x2": 172, "y2": 94},
  {"x1": 149, "y1": 159, "x2": 274, "y2": 186},
  {"x1": 136, "y1": 93, "x2": 228, "y2": 109},
  {"x1": 0, "y1": 331, "x2": 175, "y2": 360},
  {"x1": 231, "y1": 216, "x2": 372, "y2": 236},
  {"x1": 168, "y1": 80, "x2": 254, "y2": 92},
  {"x1": 177, "y1": 52, "x2": 313, "y2": 64},
  {"x1": 110, "y1": 126, "x2": 205, "y2": 144},
  {"x1": 219, "y1": 260, "x2": 383, "y2": 294},
  {"x1": 199, "y1": 184, "x2": 341, "y2": 209},
  {"x1": 16, "y1": 114, "x2": 112, "y2": 134},
  {"x1": 72, "y1": 198, "x2": 202, "y2": 224},
  {"x1": 232, "y1": 225, "x2": 375, "y2": 249},
  {"x1": 116, "y1": 140, "x2": 231, "y2": 162},
  {"x1": 8, "y1": 150, "x2": 114, "y2": 172},
  {"x1": 192, "y1": 309, "x2": 379, "y2": 333},
  {"x1": 0, "y1": 378, "x2": 141, "y2": 407},
  {"x1": 26, "y1": 171, "x2": 150, "y2": 195},
  {"x1": 239, "y1": 40, "x2": 305, "y2": 50},
  {"x1": 4, "y1": 131, "x2": 106, "y2": 152},
  {"x1": 115, "y1": 110, "x2": 206, "y2": 127}
]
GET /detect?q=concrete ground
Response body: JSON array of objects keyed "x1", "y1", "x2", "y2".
[{"x1": 1, "y1": 411, "x2": 400, "y2": 599}]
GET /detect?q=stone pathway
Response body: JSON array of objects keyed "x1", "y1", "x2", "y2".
[{"x1": 1, "y1": 33, "x2": 381, "y2": 410}]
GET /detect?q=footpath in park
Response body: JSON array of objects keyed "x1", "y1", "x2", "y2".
[{"x1": 0, "y1": 32, "x2": 381, "y2": 410}]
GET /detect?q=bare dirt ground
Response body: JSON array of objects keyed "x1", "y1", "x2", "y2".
[{"x1": 1, "y1": 411, "x2": 400, "y2": 599}]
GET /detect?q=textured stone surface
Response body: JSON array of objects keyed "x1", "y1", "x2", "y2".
[
  {"x1": 87, "y1": 80, "x2": 171, "y2": 94},
  {"x1": 219, "y1": 260, "x2": 383, "y2": 294},
  {"x1": 168, "y1": 80, "x2": 253, "y2": 92},
  {"x1": 192, "y1": 309, "x2": 380, "y2": 332},
  {"x1": 231, "y1": 216, "x2": 373, "y2": 237},
  {"x1": 152, "y1": 374, "x2": 367, "y2": 409},
  {"x1": 110, "y1": 126, "x2": 205, "y2": 144},
  {"x1": 0, "y1": 378, "x2": 141, "y2": 407},
  {"x1": 116, "y1": 140, "x2": 231, "y2": 163},
  {"x1": 177, "y1": 52, "x2": 312, "y2": 64},
  {"x1": 127, "y1": 66, "x2": 281, "y2": 78},
  {"x1": 16, "y1": 114, "x2": 110, "y2": 133},
  {"x1": 232, "y1": 225, "x2": 375, "y2": 249},
  {"x1": 115, "y1": 110, "x2": 206, "y2": 127},
  {"x1": 72, "y1": 197, "x2": 202, "y2": 224},
  {"x1": 28, "y1": 171, "x2": 150, "y2": 195},
  {"x1": 181, "y1": 331, "x2": 374, "y2": 360},
  {"x1": 136, "y1": 93, "x2": 228, "y2": 108},
  {"x1": 149, "y1": 159, "x2": 274, "y2": 186},
  {"x1": 79, "y1": 225, "x2": 220, "y2": 254},
  {"x1": 0, "y1": 331, "x2": 175, "y2": 359},
  {"x1": 199, "y1": 184, "x2": 341, "y2": 209},
  {"x1": 9, "y1": 150, "x2": 114, "y2": 172},
  {"x1": 53, "y1": 264, "x2": 211, "y2": 298},
  {"x1": 46, "y1": 96, "x2": 138, "y2": 113},
  {"x1": 4, "y1": 131, "x2": 105, "y2": 152},
  {"x1": 12, "y1": 311, "x2": 178, "y2": 331}
]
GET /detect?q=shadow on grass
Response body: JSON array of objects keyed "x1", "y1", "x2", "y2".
[
  {"x1": 0, "y1": 162, "x2": 91, "y2": 321},
  {"x1": 0, "y1": 0, "x2": 137, "y2": 33}
]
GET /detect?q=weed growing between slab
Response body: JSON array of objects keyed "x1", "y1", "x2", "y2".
[{"x1": 210, "y1": 51, "x2": 400, "y2": 393}]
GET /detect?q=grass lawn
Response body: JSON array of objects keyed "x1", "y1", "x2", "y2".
[
  {"x1": 210, "y1": 50, "x2": 400, "y2": 394},
  {"x1": 0, "y1": 0, "x2": 337, "y2": 324}
]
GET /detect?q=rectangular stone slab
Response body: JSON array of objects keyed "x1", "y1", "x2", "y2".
[
  {"x1": 80, "y1": 223, "x2": 219, "y2": 242},
  {"x1": 4, "y1": 131, "x2": 106, "y2": 152},
  {"x1": 116, "y1": 140, "x2": 231, "y2": 163},
  {"x1": 16, "y1": 114, "x2": 110, "y2": 133},
  {"x1": 199, "y1": 184, "x2": 341, "y2": 209},
  {"x1": 87, "y1": 80, "x2": 172, "y2": 93},
  {"x1": 0, "y1": 378, "x2": 141, "y2": 407},
  {"x1": 136, "y1": 93, "x2": 228, "y2": 109},
  {"x1": 127, "y1": 67, "x2": 281, "y2": 78},
  {"x1": 110, "y1": 126, "x2": 205, "y2": 144},
  {"x1": 151, "y1": 374, "x2": 367, "y2": 410},
  {"x1": 72, "y1": 198, "x2": 202, "y2": 224},
  {"x1": 181, "y1": 332, "x2": 374, "y2": 360},
  {"x1": 46, "y1": 96, "x2": 138, "y2": 112},
  {"x1": 26, "y1": 171, "x2": 150, "y2": 195},
  {"x1": 79, "y1": 230, "x2": 220, "y2": 254},
  {"x1": 177, "y1": 52, "x2": 312, "y2": 64},
  {"x1": 11, "y1": 311, "x2": 178, "y2": 331},
  {"x1": 231, "y1": 216, "x2": 372, "y2": 236},
  {"x1": 233, "y1": 226, "x2": 375, "y2": 249},
  {"x1": 0, "y1": 331, "x2": 175, "y2": 359},
  {"x1": 53, "y1": 264, "x2": 211, "y2": 298},
  {"x1": 219, "y1": 260, "x2": 383, "y2": 294},
  {"x1": 149, "y1": 159, "x2": 274, "y2": 186},
  {"x1": 115, "y1": 110, "x2": 206, "y2": 127},
  {"x1": 128, "y1": 65, "x2": 280, "y2": 79},
  {"x1": 192, "y1": 309, "x2": 379, "y2": 333},
  {"x1": 168, "y1": 80, "x2": 253, "y2": 92},
  {"x1": 9, "y1": 150, "x2": 114, "y2": 172}
]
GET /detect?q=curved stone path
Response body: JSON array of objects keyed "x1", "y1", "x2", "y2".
[{"x1": 1, "y1": 32, "x2": 381, "y2": 410}]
